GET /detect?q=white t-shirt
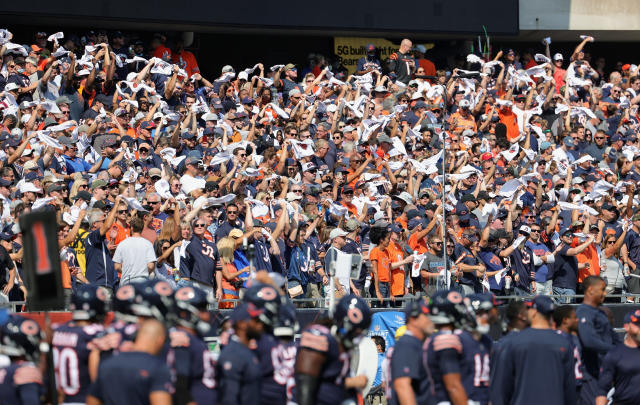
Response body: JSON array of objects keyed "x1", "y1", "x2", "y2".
[{"x1": 113, "y1": 236, "x2": 157, "y2": 283}]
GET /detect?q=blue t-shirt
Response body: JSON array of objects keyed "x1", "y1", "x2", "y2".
[{"x1": 525, "y1": 241, "x2": 551, "y2": 282}]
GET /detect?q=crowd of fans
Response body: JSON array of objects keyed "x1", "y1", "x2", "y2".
[{"x1": 1, "y1": 28, "x2": 640, "y2": 309}]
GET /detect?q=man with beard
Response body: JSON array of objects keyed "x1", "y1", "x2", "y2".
[{"x1": 596, "y1": 309, "x2": 640, "y2": 405}]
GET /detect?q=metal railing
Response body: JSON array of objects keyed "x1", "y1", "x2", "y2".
[{"x1": 5, "y1": 294, "x2": 640, "y2": 313}]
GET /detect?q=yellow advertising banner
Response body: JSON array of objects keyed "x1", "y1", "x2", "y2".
[{"x1": 334, "y1": 37, "x2": 434, "y2": 74}]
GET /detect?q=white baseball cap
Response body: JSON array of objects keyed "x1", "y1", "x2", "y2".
[
  {"x1": 19, "y1": 182, "x2": 42, "y2": 194},
  {"x1": 329, "y1": 228, "x2": 348, "y2": 240},
  {"x1": 553, "y1": 53, "x2": 564, "y2": 61}
]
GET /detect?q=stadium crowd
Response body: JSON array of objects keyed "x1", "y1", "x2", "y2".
[{"x1": 1, "y1": 28, "x2": 640, "y2": 312}]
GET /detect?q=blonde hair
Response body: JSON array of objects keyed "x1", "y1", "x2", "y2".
[{"x1": 216, "y1": 237, "x2": 236, "y2": 265}]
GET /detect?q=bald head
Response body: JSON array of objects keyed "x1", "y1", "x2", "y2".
[
  {"x1": 400, "y1": 39, "x2": 413, "y2": 53},
  {"x1": 133, "y1": 319, "x2": 167, "y2": 355}
]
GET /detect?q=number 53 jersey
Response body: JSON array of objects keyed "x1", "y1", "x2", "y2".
[
  {"x1": 425, "y1": 330, "x2": 491, "y2": 405},
  {"x1": 52, "y1": 321, "x2": 105, "y2": 403}
]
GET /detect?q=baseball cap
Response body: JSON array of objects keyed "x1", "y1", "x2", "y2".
[
  {"x1": 563, "y1": 136, "x2": 575, "y2": 148},
  {"x1": 230, "y1": 302, "x2": 264, "y2": 323},
  {"x1": 329, "y1": 228, "x2": 348, "y2": 240},
  {"x1": 344, "y1": 219, "x2": 360, "y2": 232},
  {"x1": 601, "y1": 203, "x2": 617, "y2": 212},
  {"x1": 526, "y1": 295, "x2": 555, "y2": 315},
  {"x1": 91, "y1": 179, "x2": 107, "y2": 190},
  {"x1": 553, "y1": 53, "x2": 564, "y2": 61},
  {"x1": 408, "y1": 218, "x2": 423, "y2": 230},
  {"x1": 389, "y1": 223, "x2": 402, "y2": 233},
  {"x1": 47, "y1": 183, "x2": 65, "y2": 194},
  {"x1": 73, "y1": 190, "x2": 92, "y2": 202},
  {"x1": 148, "y1": 168, "x2": 162, "y2": 179},
  {"x1": 301, "y1": 162, "x2": 317, "y2": 172},
  {"x1": 459, "y1": 99, "x2": 471, "y2": 108},
  {"x1": 540, "y1": 141, "x2": 552, "y2": 151},
  {"x1": 404, "y1": 298, "x2": 430, "y2": 319},
  {"x1": 623, "y1": 309, "x2": 640, "y2": 325},
  {"x1": 284, "y1": 63, "x2": 296, "y2": 71},
  {"x1": 140, "y1": 121, "x2": 156, "y2": 130},
  {"x1": 519, "y1": 225, "x2": 531, "y2": 235},
  {"x1": 18, "y1": 182, "x2": 42, "y2": 194}
]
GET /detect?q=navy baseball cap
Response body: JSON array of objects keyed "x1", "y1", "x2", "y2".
[
  {"x1": 0, "y1": 178, "x2": 11, "y2": 187},
  {"x1": 526, "y1": 295, "x2": 554, "y2": 315},
  {"x1": 230, "y1": 302, "x2": 264, "y2": 323},
  {"x1": 389, "y1": 223, "x2": 403, "y2": 233},
  {"x1": 408, "y1": 218, "x2": 423, "y2": 230},
  {"x1": 404, "y1": 298, "x2": 430, "y2": 319},
  {"x1": 624, "y1": 309, "x2": 640, "y2": 324}
]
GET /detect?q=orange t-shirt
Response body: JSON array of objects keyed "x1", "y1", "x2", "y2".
[
  {"x1": 172, "y1": 50, "x2": 199, "y2": 77},
  {"x1": 409, "y1": 232, "x2": 428, "y2": 254},
  {"x1": 498, "y1": 108, "x2": 519, "y2": 141},
  {"x1": 573, "y1": 238, "x2": 600, "y2": 282},
  {"x1": 386, "y1": 241, "x2": 405, "y2": 296},
  {"x1": 153, "y1": 45, "x2": 172, "y2": 61},
  {"x1": 108, "y1": 222, "x2": 131, "y2": 246},
  {"x1": 370, "y1": 246, "x2": 391, "y2": 283}
]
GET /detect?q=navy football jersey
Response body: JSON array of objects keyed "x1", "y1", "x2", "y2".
[
  {"x1": 217, "y1": 337, "x2": 262, "y2": 405},
  {"x1": 597, "y1": 343, "x2": 640, "y2": 405},
  {"x1": 255, "y1": 333, "x2": 297, "y2": 405},
  {"x1": 167, "y1": 329, "x2": 217, "y2": 405},
  {"x1": 52, "y1": 321, "x2": 104, "y2": 403},
  {"x1": 425, "y1": 330, "x2": 489, "y2": 404},
  {"x1": 295, "y1": 324, "x2": 350, "y2": 405},
  {"x1": 489, "y1": 328, "x2": 576, "y2": 405},
  {"x1": 555, "y1": 330, "x2": 586, "y2": 385},
  {"x1": 388, "y1": 332, "x2": 432, "y2": 405},
  {"x1": 181, "y1": 235, "x2": 219, "y2": 285},
  {"x1": 0, "y1": 362, "x2": 43, "y2": 405},
  {"x1": 89, "y1": 351, "x2": 173, "y2": 405},
  {"x1": 96, "y1": 320, "x2": 139, "y2": 355}
]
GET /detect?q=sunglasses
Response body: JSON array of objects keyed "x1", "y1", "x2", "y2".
[
  {"x1": 117, "y1": 210, "x2": 127, "y2": 214},
  {"x1": 139, "y1": 148, "x2": 149, "y2": 153},
  {"x1": 292, "y1": 190, "x2": 303, "y2": 193},
  {"x1": 530, "y1": 229, "x2": 541, "y2": 233},
  {"x1": 194, "y1": 223, "x2": 206, "y2": 228},
  {"x1": 227, "y1": 210, "x2": 238, "y2": 214},
  {"x1": 149, "y1": 201, "x2": 161, "y2": 205},
  {"x1": 432, "y1": 241, "x2": 443, "y2": 246}
]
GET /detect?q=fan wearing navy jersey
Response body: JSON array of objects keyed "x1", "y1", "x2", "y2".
[
  {"x1": 53, "y1": 285, "x2": 108, "y2": 404},
  {"x1": 388, "y1": 298, "x2": 434, "y2": 405},
  {"x1": 294, "y1": 295, "x2": 371, "y2": 405},
  {"x1": 424, "y1": 290, "x2": 479, "y2": 405},
  {"x1": 216, "y1": 302, "x2": 264, "y2": 405},
  {"x1": 502, "y1": 227, "x2": 536, "y2": 295},
  {"x1": 553, "y1": 305, "x2": 591, "y2": 404},
  {"x1": 169, "y1": 286, "x2": 216, "y2": 405},
  {"x1": 180, "y1": 218, "x2": 223, "y2": 301},
  {"x1": 0, "y1": 315, "x2": 44, "y2": 405},
  {"x1": 490, "y1": 296, "x2": 576, "y2": 405},
  {"x1": 596, "y1": 309, "x2": 640, "y2": 405},
  {"x1": 87, "y1": 319, "x2": 173, "y2": 405}
]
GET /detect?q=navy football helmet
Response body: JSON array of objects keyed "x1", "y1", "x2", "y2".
[
  {"x1": 428, "y1": 289, "x2": 477, "y2": 331},
  {"x1": 71, "y1": 284, "x2": 109, "y2": 321},
  {"x1": 273, "y1": 300, "x2": 299, "y2": 338},
  {"x1": 113, "y1": 282, "x2": 146, "y2": 323},
  {"x1": 136, "y1": 279, "x2": 176, "y2": 325},
  {"x1": 174, "y1": 286, "x2": 211, "y2": 335},
  {"x1": 243, "y1": 283, "x2": 282, "y2": 328},
  {"x1": 467, "y1": 293, "x2": 500, "y2": 313},
  {"x1": 0, "y1": 315, "x2": 43, "y2": 362},
  {"x1": 333, "y1": 295, "x2": 372, "y2": 349}
]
